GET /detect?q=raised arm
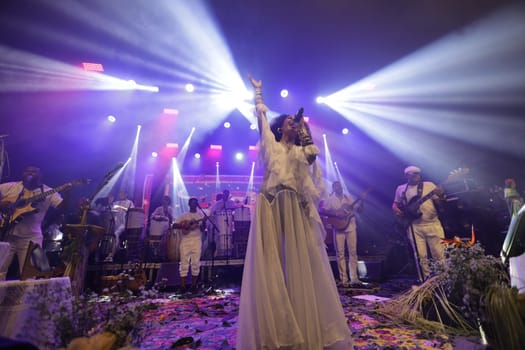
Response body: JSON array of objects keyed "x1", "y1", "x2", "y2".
[{"x1": 248, "y1": 74, "x2": 267, "y2": 135}]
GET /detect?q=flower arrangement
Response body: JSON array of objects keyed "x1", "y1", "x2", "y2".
[
  {"x1": 378, "y1": 243, "x2": 525, "y2": 349},
  {"x1": 27, "y1": 284, "x2": 160, "y2": 350}
]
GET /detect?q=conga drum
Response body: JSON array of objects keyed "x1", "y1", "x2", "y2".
[
  {"x1": 146, "y1": 219, "x2": 169, "y2": 262},
  {"x1": 97, "y1": 234, "x2": 116, "y2": 262},
  {"x1": 123, "y1": 208, "x2": 145, "y2": 261},
  {"x1": 233, "y1": 206, "x2": 251, "y2": 236},
  {"x1": 215, "y1": 210, "x2": 234, "y2": 257},
  {"x1": 100, "y1": 210, "x2": 118, "y2": 235},
  {"x1": 149, "y1": 219, "x2": 169, "y2": 238},
  {"x1": 126, "y1": 208, "x2": 145, "y2": 230},
  {"x1": 166, "y1": 229, "x2": 181, "y2": 261}
]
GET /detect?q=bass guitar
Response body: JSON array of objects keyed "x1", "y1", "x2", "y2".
[
  {"x1": 0, "y1": 179, "x2": 89, "y2": 238},
  {"x1": 395, "y1": 168, "x2": 470, "y2": 231},
  {"x1": 396, "y1": 188, "x2": 441, "y2": 230},
  {"x1": 322, "y1": 187, "x2": 372, "y2": 231}
]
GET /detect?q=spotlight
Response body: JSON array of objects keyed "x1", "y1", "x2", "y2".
[
  {"x1": 235, "y1": 152, "x2": 244, "y2": 161},
  {"x1": 194, "y1": 153, "x2": 201, "y2": 159},
  {"x1": 250, "y1": 123, "x2": 257, "y2": 130},
  {"x1": 128, "y1": 80, "x2": 137, "y2": 87},
  {"x1": 185, "y1": 83, "x2": 195, "y2": 93},
  {"x1": 163, "y1": 108, "x2": 179, "y2": 115},
  {"x1": 316, "y1": 96, "x2": 325, "y2": 104},
  {"x1": 280, "y1": 89, "x2": 289, "y2": 98},
  {"x1": 342, "y1": 128, "x2": 349, "y2": 135},
  {"x1": 107, "y1": 115, "x2": 116, "y2": 122},
  {"x1": 151, "y1": 152, "x2": 158, "y2": 158},
  {"x1": 224, "y1": 122, "x2": 231, "y2": 128}
]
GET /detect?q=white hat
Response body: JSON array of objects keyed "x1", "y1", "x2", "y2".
[{"x1": 404, "y1": 165, "x2": 421, "y2": 175}]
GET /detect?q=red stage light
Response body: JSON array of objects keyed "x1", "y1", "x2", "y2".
[
  {"x1": 210, "y1": 144, "x2": 222, "y2": 150},
  {"x1": 82, "y1": 62, "x2": 104, "y2": 72}
]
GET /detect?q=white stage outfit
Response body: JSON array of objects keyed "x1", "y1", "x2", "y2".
[{"x1": 236, "y1": 103, "x2": 352, "y2": 349}]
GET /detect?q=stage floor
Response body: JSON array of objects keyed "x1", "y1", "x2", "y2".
[{"x1": 126, "y1": 278, "x2": 479, "y2": 350}]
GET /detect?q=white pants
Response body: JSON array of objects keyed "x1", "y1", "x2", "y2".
[
  {"x1": 334, "y1": 225, "x2": 359, "y2": 284},
  {"x1": 0, "y1": 235, "x2": 42, "y2": 280},
  {"x1": 179, "y1": 236, "x2": 202, "y2": 277},
  {"x1": 407, "y1": 221, "x2": 445, "y2": 279}
]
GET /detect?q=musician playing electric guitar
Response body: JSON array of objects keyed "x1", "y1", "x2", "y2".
[
  {"x1": 392, "y1": 165, "x2": 446, "y2": 282},
  {"x1": 0, "y1": 166, "x2": 63, "y2": 280},
  {"x1": 172, "y1": 197, "x2": 206, "y2": 292},
  {"x1": 322, "y1": 180, "x2": 365, "y2": 287}
]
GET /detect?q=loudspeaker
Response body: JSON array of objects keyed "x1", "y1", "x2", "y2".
[
  {"x1": 155, "y1": 262, "x2": 181, "y2": 287},
  {"x1": 357, "y1": 256, "x2": 385, "y2": 282}
]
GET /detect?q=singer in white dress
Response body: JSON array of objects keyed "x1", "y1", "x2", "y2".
[{"x1": 236, "y1": 76, "x2": 353, "y2": 350}]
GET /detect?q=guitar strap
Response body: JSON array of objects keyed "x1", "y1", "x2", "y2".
[{"x1": 401, "y1": 181, "x2": 423, "y2": 205}]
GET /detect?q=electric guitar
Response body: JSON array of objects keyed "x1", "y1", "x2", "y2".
[
  {"x1": 0, "y1": 179, "x2": 89, "y2": 238},
  {"x1": 322, "y1": 188, "x2": 372, "y2": 231}
]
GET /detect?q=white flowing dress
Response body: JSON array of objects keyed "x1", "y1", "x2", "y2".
[{"x1": 236, "y1": 109, "x2": 353, "y2": 349}]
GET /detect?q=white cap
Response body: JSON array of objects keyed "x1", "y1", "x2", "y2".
[{"x1": 404, "y1": 165, "x2": 421, "y2": 175}]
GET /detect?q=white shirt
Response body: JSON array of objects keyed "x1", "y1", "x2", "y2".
[
  {"x1": 394, "y1": 181, "x2": 440, "y2": 224},
  {"x1": 0, "y1": 181, "x2": 63, "y2": 238}
]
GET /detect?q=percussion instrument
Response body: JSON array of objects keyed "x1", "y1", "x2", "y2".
[
  {"x1": 99, "y1": 210, "x2": 118, "y2": 235},
  {"x1": 126, "y1": 208, "x2": 145, "y2": 229},
  {"x1": 215, "y1": 210, "x2": 233, "y2": 257},
  {"x1": 166, "y1": 229, "x2": 181, "y2": 262},
  {"x1": 150, "y1": 219, "x2": 169, "y2": 237},
  {"x1": 97, "y1": 234, "x2": 116, "y2": 262},
  {"x1": 233, "y1": 206, "x2": 251, "y2": 222}
]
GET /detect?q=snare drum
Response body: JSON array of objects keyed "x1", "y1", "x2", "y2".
[
  {"x1": 166, "y1": 230, "x2": 181, "y2": 261},
  {"x1": 126, "y1": 208, "x2": 145, "y2": 229},
  {"x1": 150, "y1": 219, "x2": 169, "y2": 238}
]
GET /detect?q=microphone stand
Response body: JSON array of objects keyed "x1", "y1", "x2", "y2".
[
  {"x1": 197, "y1": 204, "x2": 219, "y2": 292},
  {"x1": 222, "y1": 200, "x2": 232, "y2": 265}
]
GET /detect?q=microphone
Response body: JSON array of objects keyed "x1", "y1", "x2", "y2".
[
  {"x1": 104, "y1": 162, "x2": 124, "y2": 179},
  {"x1": 293, "y1": 107, "x2": 304, "y2": 123}
]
